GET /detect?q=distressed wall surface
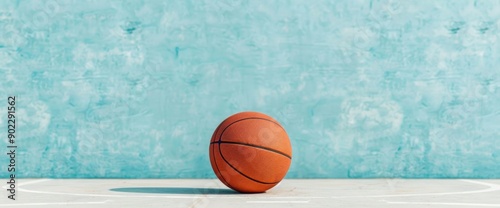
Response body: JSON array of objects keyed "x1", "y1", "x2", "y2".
[{"x1": 1, "y1": 0, "x2": 499, "y2": 178}]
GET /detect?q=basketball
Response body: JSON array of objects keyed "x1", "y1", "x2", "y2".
[{"x1": 209, "y1": 111, "x2": 292, "y2": 193}]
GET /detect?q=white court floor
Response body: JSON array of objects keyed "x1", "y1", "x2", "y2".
[{"x1": 1, "y1": 179, "x2": 500, "y2": 207}]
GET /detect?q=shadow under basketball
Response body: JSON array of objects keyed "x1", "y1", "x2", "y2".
[{"x1": 110, "y1": 187, "x2": 238, "y2": 195}]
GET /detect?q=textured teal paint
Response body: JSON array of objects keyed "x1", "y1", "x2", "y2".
[{"x1": 1, "y1": 0, "x2": 499, "y2": 178}]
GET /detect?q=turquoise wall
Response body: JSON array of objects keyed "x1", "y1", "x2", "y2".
[{"x1": 1, "y1": 0, "x2": 499, "y2": 178}]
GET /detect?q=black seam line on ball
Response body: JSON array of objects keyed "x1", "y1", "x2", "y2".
[
  {"x1": 215, "y1": 117, "x2": 290, "y2": 159},
  {"x1": 218, "y1": 117, "x2": 285, "y2": 139},
  {"x1": 218, "y1": 142, "x2": 280, "y2": 185},
  {"x1": 212, "y1": 144, "x2": 237, "y2": 191},
  {"x1": 210, "y1": 120, "x2": 225, "y2": 143},
  {"x1": 217, "y1": 117, "x2": 287, "y2": 185},
  {"x1": 210, "y1": 141, "x2": 291, "y2": 159},
  {"x1": 211, "y1": 124, "x2": 236, "y2": 191}
]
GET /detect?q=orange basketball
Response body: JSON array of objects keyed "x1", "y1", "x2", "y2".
[{"x1": 209, "y1": 111, "x2": 292, "y2": 193}]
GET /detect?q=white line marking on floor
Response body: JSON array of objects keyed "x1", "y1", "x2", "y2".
[
  {"x1": 0, "y1": 200, "x2": 111, "y2": 206},
  {"x1": 461, "y1": 179, "x2": 500, "y2": 189},
  {"x1": 2, "y1": 179, "x2": 52, "y2": 189},
  {"x1": 13, "y1": 179, "x2": 500, "y2": 200},
  {"x1": 382, "y1": 200, "x2": 500, "y2": 207},
  {"x1": 17, "y1": 187, "x2": 200, "y2": 199},
  {"x1": 332, "y1": 179, "x2": 500, "y2": 199},
  {"x1": 246, "y1": 200, "x2": 310, "y2": 203}
]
